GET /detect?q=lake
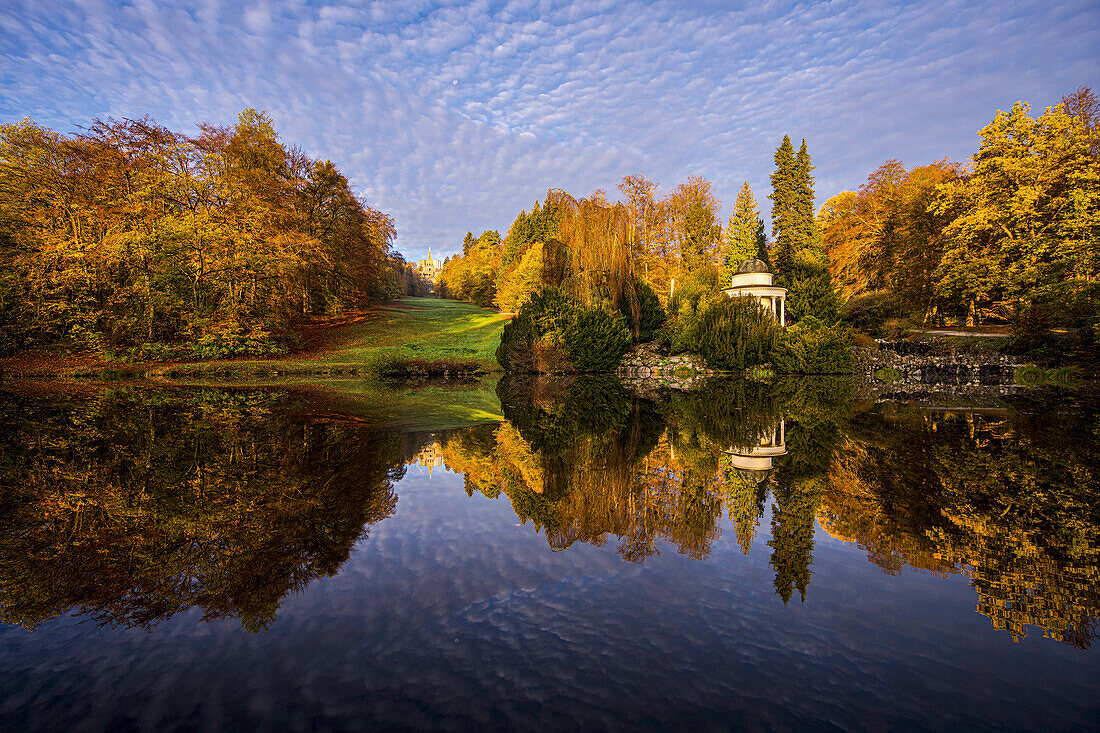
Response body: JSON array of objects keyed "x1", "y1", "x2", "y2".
[{"x1": 0, "y1": 376, "x2": 1097, "y2": 731}]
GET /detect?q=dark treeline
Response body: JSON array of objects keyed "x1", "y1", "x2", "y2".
[{"x1": 0, "y1": 109, "x2": 424, "y2": 359}]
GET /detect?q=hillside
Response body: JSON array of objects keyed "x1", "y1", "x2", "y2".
[{"x1": 0, "y1": 298, "x2": 511, "y2": 379}]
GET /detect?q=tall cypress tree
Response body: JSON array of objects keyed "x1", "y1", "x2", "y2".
[
  {"x1": 769, "y1": 135, "x2": 798, "y2": 277},
  {"x1": 771, "y1": 136, "x2": 840, "y2": 323},
  {"x1": 789, "y1": 138, "x2": 840, "y2": 323}
]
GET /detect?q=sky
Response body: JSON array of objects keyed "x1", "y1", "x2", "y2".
[{"x1": 2, "y1": 0, "x2": 1097, "y2": 263}]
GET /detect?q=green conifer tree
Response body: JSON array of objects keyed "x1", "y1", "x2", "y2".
[
  {"x1": 794, "y1": 138, "x2": 822, "y2": 259},
  {"x1": 754, "y1": 218, "x2": 771, "y2": 266},
  {"x1": 769, "y1": 135, "x2": 798, "y2": 277},
  {"x1": 725, "y1": 182, "x2": 761, "y2": 277},
  {"x1": 789, "y1": 139, "x2": 841, "y2": 323},
  {"x1": 504, "y1": 209, "x2": 531, "y2": 265}
]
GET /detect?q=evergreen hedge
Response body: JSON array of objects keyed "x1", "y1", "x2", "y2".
[
  {"x1": 772, "y1": 317, "x2": 854, "y2": 373},
  {"x1": 678, "y1": 296, "x2": 777, "y2": 370},
  {"x1": 496, "y1": 287, "x2": 630, "y2": 372}
]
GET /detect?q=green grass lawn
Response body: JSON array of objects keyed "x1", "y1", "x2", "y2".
[
  {"x1": 287, "y1": 297, "x2": 508, "y2": 372},
  {"x1": 2, "y1": 298, "x2": 511, "y2": 430},
  {"x1": 140, "y1": 297, "x2": 510, "y2": 378}
]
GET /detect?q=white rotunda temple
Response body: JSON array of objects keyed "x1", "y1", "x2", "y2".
[{"x1": 722, "y1": 259, "x2": 787, "y2": 326}]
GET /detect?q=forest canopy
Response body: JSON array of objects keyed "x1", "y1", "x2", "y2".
[
  {"x1": 0, "y1": 109, "x2": 416, "y2": 358},
  {"x1": 822, "y1": 88, "x2": 1099, "y2": 338},
  {"x1": 442, "y1": 87, "x2": 1098, "y2": 370}
]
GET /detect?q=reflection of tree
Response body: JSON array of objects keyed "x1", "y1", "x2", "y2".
[
  {"x1": 822, "y1": 399, "x2": 1100, "y2": 648},
  {"x1": 761, "y1": 380, "x2": 849, "y2": 603},
  {"x1": 446, "y1": 376, "x2": 833, "y2": 582},
  {"x1": 0, "y1": 387, "x2": 403, "y2": 631},
  {"x1": 722, "y1": 461, "x2": 768, "y2": 555},
  {"x1": 448, "y1": 375, "x2": 1100, "y2": 647},
  {"x1": 768, "y1": 478, "x2": 823, "y2": 604}
]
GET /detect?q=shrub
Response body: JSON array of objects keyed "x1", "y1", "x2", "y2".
[
  {"x1": 563, "y1": 307, "x2": 631, "y2": 371},
  {"x1": 191, "y1": 321, "x2": 286, "y2": 360},
  {"x1": 772, "y1": 317, "x2": 853, "y2": 374},
  {"x1": 496, "y1": 287, "x2": 576, "y2": 372},
  {"x1": 881, "y1": 317, "x2": 912, "y2": 340},
  {"x1": 496, "y1": 287, "x2": 630, "y2": 372},
  {"x1": 618, "y1": 279, "x2": 666, "y2": 342},
  {"x1": 680, "y1": 296, "x2": 777, "y2": 371},
  {"x1": 782, "y1": 257, "x2": 841, "y2": 325},
  {"x1": 378, "y1": 357, "x2": 484, "y2": 376},
  {"x1": 667, "y1": 265, "x2": 723, "y2": 317},
  {"x1": 134, "y1": 342, "x2": 191, "y2": 362},
  {"x1": 497, "y1": 312, "x2": 538, "y2": 372},
  {"x1": 874, "y1": 367, "x2": 902, "y2": 382},
  {"x1": 851, "y1": 332, "x2": 877, "y2": 349},
  {"x1": 842, "y1": 291, "x2": 902, "y2": 337}
]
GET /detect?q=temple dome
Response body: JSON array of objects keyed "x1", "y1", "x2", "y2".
[
  {"x1": 736, "y1": 258, "x2": 771, "y2": 274},
  {"x1": 735, "y1": 467, "x2": 772, "y2": 485}
]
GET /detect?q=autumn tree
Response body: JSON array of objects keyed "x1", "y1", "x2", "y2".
[
  {"x1": 617, "y1": 174, "x2": 660, "y2": 281},
  {"x1": 1063, "y1": 86, "x2": 1099, "y2": 155},
  {"x1": 821, "y1": 159, "x2": 961, "y2": 324},
  {"x1": 932, "y1": 99, "x2": 1100, "y2": 324},
  {"x1": 0, "y1": 110, "x2": 398, "y2": 358}
]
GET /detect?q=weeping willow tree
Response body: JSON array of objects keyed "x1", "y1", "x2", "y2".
[{"x1": 547, "y1": 189, "x2": 642, "y2": 337}]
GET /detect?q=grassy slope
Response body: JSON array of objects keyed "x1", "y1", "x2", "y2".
[
  {"x1": 2, "y1": 297, "x2": 510, "y2": 378},
  {"x1": 292, "y1": 297, "x2": 510, "y2": 374},
  {"x1": 187, "y1": 296, "x2": 512, "y2": 377},
  {"x1": 2, "y1": 298, "x2": 511, "y2": 430}
]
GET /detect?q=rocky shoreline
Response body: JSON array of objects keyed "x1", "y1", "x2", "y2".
[
  {"x1": 616, "y1": 342, "x2": 713, "y2": 391},
  {"x1": 852, "y1": 339, "x2": 1022, "y2": 388},
  {"x1": 614, "y1": 336, "x2": 1029, "y2": 398}
]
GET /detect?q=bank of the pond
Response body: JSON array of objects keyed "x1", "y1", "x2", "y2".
[
  {"x1": 0, "y1": 298, "x2": 510, "y2": 380},
  {"x1": 852, "y1": 338, "x2": 1024, "y2": 390}
]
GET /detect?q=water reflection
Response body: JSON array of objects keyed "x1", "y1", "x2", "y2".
[
  {"x1": 0, "y1": 387, "x2": 402, "y2": 631},
  {"x1": 0, "y1": 378, "x2": 1096, "y2": 650},
  {"x1": 442, "y1": 376, "x2": 846, "y2": 601},
  {"x1": 724, "y1": 418, "x2": 787, "y2": 484},
  {"x1": 825, "y1": 400, "x2": 1100, "y2": 648},
  {"x1": 438, "y1": 376, "x2": 1099, "y2": 646}
]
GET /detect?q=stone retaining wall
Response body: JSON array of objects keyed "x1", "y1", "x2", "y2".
[
  {"x1": 616, "y1": 343, "x2": 713, "y2": 391},
  {"x1": 854, "y1": 340, "x2": 1021, "y2": 390}
]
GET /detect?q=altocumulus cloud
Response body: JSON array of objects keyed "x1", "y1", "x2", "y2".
[{"x1": 1, "y1": 0, "x2": 1097, "y2": 261}]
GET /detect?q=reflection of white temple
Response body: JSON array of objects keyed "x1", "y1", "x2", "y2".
[
  {"x1": 722, "y1": 419, "x2": 787, "y2": 484},
  {"x1": 413, "y1": 441, "x2": 444, "y2": 477},
  {"x1": 723, "y1": 259, "x2": 787, "y2": 326}
]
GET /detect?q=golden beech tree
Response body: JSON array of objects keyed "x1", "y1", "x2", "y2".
[
  {"x1": 932, "y1": 99, "x2": 1100, "y2": 323},
  {"x1": 0, "y1": 110, "x2": 398, "y2": 357}
]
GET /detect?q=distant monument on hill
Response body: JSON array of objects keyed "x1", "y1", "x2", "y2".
[{"x1": 414, "y1": 248, "x2": 443, "y2": 290}]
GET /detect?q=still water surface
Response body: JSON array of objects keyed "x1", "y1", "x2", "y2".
[{"x1": 0, "y1": 377, "x2": 1097, "y2": 731}]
